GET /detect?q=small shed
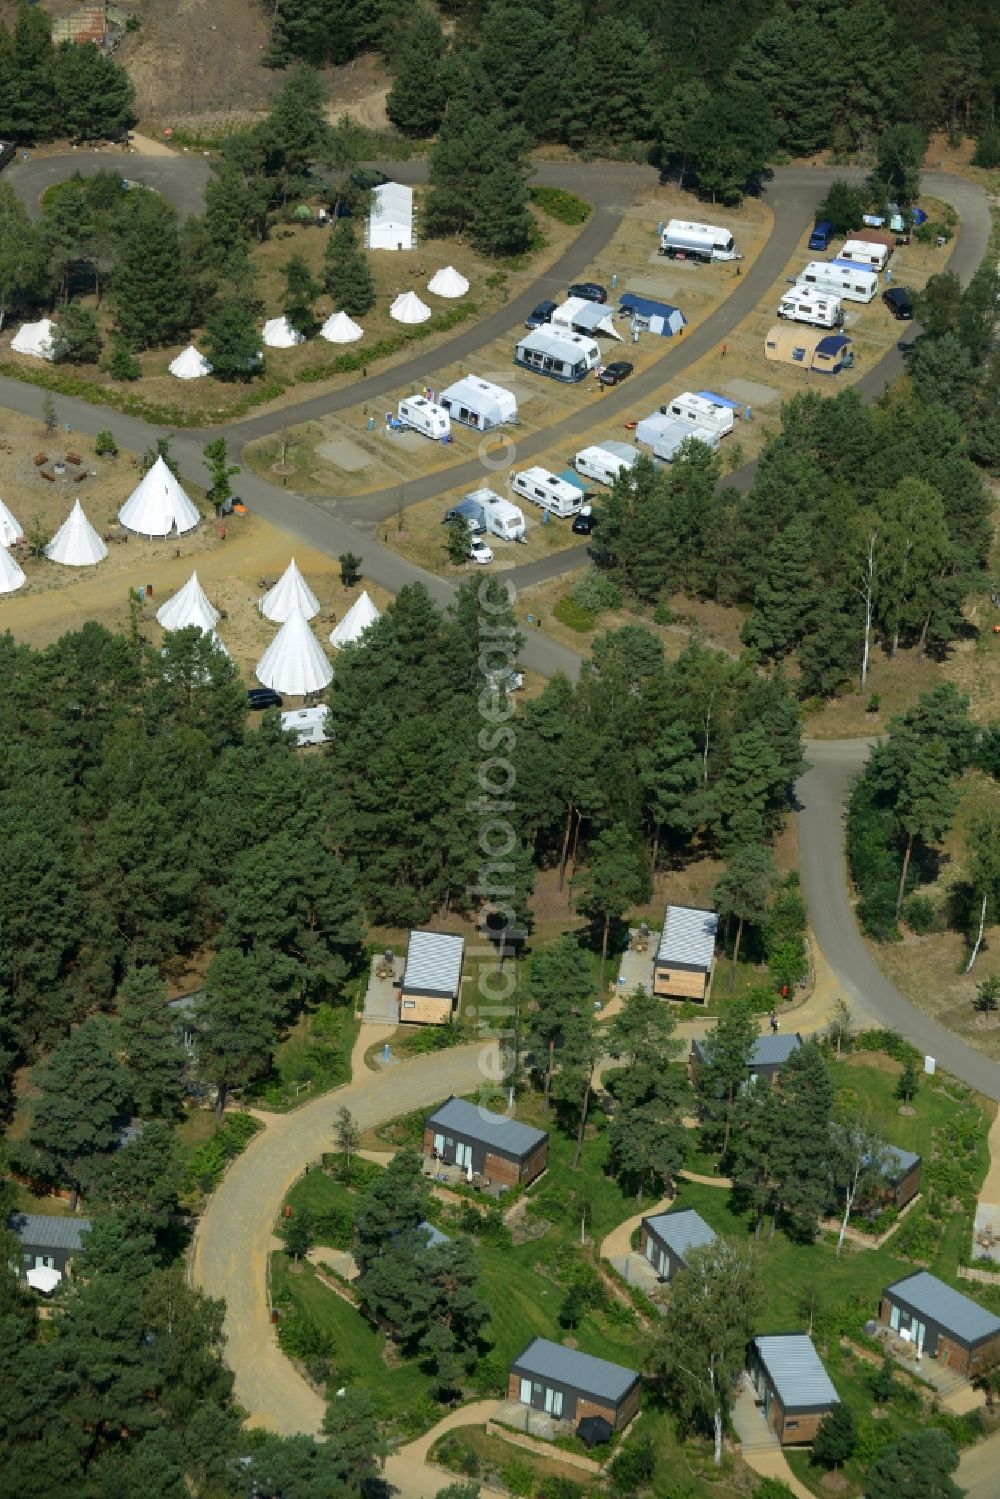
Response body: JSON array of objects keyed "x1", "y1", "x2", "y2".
[
  {"x1": 399, "y1": 931, "x2": 465, "y2": 1025},
  {"x1": 424, "y1": 1096, "x2": 548, "y2": 1187},
  {"x1": 749, "y1": 1334, "x2": 839, "y2": 1444},
  {"x1": 653, "y1": 905, "x2": 718, "y2": 1002},
  {"x1": 764, "y1": 324, "x2": 854, "y2": 374},
  {"x1": 881, "y1": 1145, "x2": 922, "y2": 1209},
  {"x1": 640, "y1": 1208, "x2": 716, "y2": 1282},
  {"x1": 509, "y1": 1337, "x2": 641, "y2": 1430},
  {"x1": 618, "y1": 293, "x2": 686, "y2": 337},
  {"x1": 439, "y1": 375, "x2": 517, "y2": 431},
  {"x1": 9, "y1": 1212, "x2": 91, "y2": 1279},
  {"x1": 880, "y1": 1271, "x2": 1000, "y2": 1377}
]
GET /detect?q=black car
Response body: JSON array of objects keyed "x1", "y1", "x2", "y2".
[
  {"x1": 883, "y1": 287, "x2": 914, "y2": 320},
  {"x1": 247, "y1": 687, "x2": 283, "y2": 711},
  {"x1": 598, "y1": 361, "x2": 634, "y2": 387},
  {"x1": 572, "y1": 507, "x2": 597, "y2": 535},
  {"x1": 525, "y1": 299, "x2": 558, "y2": 329},
  {"x1": 569, "y1": 281, "x2": 607, "y2": 304}
]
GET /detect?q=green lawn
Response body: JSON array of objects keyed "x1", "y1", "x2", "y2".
[{"x1": 248, "y1": 1002, "x2": 358, "y2": 1111}]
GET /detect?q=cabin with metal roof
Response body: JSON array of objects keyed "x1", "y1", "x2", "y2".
[
  {"x1": 424, "y1": 1096, "x2": 549, "y2": 1188},
  {"x1": 398, "y1": 931, "x2": 465, "y2": 1025},
  {"x1": 653, "y1": 904, "x2": 719, "y2": 1001},
  {"x1": 508, "y1": 1337, "x2": 641, "y2": 1431},
  {"x1": 689, "y1": 1032, "x2": 803, "y2": 1091},
  {"x1": 880, "y1": 1272, "x2": 1000, "y2": 1378},
  {"x1": 749, "y1": 1334, "x2": 839, "y2": 1444},
  {"x1": 639, "y1": 1207, "x2": 716, "y2": 1282},
  {"x1": 8, "y1": 1212, "x2": 91, "y2": 1279}
]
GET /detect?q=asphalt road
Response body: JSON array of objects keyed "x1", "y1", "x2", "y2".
[{"x1": 5, "y1": 145, "x2": 213, "y2": 221}]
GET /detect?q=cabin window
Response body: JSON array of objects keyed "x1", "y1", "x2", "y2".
[
  {"x1": 402, "y1": 1000, "x2": 416, "y2": 1009},
  {"x1": 433, "y1": 1133, "x2": 444, "y2": 1153},
  {"x1": 792, "y1": 347, "x2": 806, "y2": 362},
  {"x1": 786, "y1": 1420, "x2": 799, "y2": 1431}
]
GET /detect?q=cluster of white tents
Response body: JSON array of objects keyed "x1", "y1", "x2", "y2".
[{"x1": 253, "y1": 558, "x2": 381, "y2": 696}]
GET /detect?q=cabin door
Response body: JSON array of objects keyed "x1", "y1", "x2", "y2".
[{"x1": 455, "y1": 1142, "x2": 473, "y2": 1170}]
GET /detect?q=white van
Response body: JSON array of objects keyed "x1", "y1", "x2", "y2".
[
  {"x1": 777, "y1": 288, "x2": 844, "y2": 329},
  {"x1": 838, "y1": 238, "x2": 890, "y2": 272},
  {"x1": 281, "y1": 706, "x2": 330, "y2": 747},
  {"x1": 665, "y1": 392, "x2": 734, "y2": 439},
  {"x1": 511, "y1": 466, "x2": 585, "y2": 519},
  {"x1": 574, "y1": 443, "x2": 638, "y2": 487},
  {"x1": 796, "y1": 261, "x2": 878, "y2": 304},
  {"x1": 467, "y1": 487, "x2": 526, "y2": 543},
  {"x1": 397, "y1": 395, "x2": 451, "y2": 439}
]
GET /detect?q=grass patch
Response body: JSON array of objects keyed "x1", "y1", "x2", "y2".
[
  {"x1": 284, "y1": 1160, "x2": 385, "y2": 1248},
  {"x1": 552, "y1": 595, "x2": 598, "y2": 632},
  {"x1": 247, "y1": 1003, "x2": 358, "y2": 1112},
  {"x1": 183, "y1": 1111, "x2": 262, "y2": 1196},
  {"x1": 529, "y1": 185, "x2": 592, "y2": 225}
]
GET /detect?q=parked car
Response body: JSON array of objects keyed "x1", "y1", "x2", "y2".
[
  {"x1": 525, "y1": 299, "x2": 558, "y2": 329},
  {"x1": 247, "y1": 687, "x2": 283, "y2": 711},
  {"x1": 569, "y1": 282, "x2": 608, "y2": 304},
  {"x1": 572, "y1": 506, "x2": 597, "y2": 535},
  {"x1": 598, "y1": 361, "x2": 634, "y2": 386},
  {"x1": 468, "y1": 537, "x2": 494, "y2": 565},
  {"x1": 883, "y1": 286, "x2": 914, "y2": 320}
]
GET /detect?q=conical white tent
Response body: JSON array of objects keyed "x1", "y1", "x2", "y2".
[
  {"x1": 45, "y1": 500, "x2": 108, "y2": 567},
  {"x1": 263, "y1": 316, "x2": 305, "y2": 348},
  {"x1": 255, "y1": 607, "x2": 332, "y2": 696},
  {"x1": 330, "y1": 590, "x2": 380, "y2": 648},
  {"x1": 169, "y1": 344, "x2": 212, "y2": 380},
  {"x1": 389, "y1": 291, "x2": 431, "y2": 325},
  {"x1": 0, "y1": 544, "x2": 26, "y2": 595},
  {"x1": 427, "y1": 265, "x2": 469, "y2": 298},
  {"x1": 118, "y1": 456, "x2": 201, "y2": 538},
  {"x1": 259, "y1": 558, "x2": 320, "y2": 622},
  {"x1": 11, "y1": 318, "x2": 58, "y2": 360},
  {"x1": 0, "y1": 496, "x2": 22, "y2": 546},
  {"x1": 156, "y1": 570, "x2": 221, "y2": 631},
  {"x1": 320, "y1": 310, "x2": 364, "y2": 344}
]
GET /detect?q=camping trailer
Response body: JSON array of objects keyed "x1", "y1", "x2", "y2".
[
  {"x1": 280, "y1": 705, "x2": 331, "y2": 747},
  {"x1": 397, "y1": 395, "x2": 451, "y2": 440},
  {"x1": 837, "y1": 237, "x2": 891, "y2": 271},
  {"x1": 551, "y1": 297, "x2": 620, "y2": 340},
  {"x1": 664, "y1": 392, "x2": 734, "y2": 438},
  {"x1": 797, "y1": 261, "x2": 878, "y2": 304},
  {"x1": 511, "y1": 466, "x2": 586, "y2": 518},
  {"x1": 439, "y1": 375, "x2": 517, "y2": 431},
  {"x1": 574, "y1": 443, "x2": 639, "y2": 487},
  {"x1": 465, "y1": 488, "x2": 526, "y2": 543},
  {"x1": 765, "y1": 324, "x2": 854, "y2": 374},
  {"x1": 777, "y1": 288, "x2": 844, "y2": 328},
  {"x1": 635, "y1": 411, "x2": 719, "y2": 461},
  {"x1": 659, "y1": 219, "x2": 738, "y2": 262},
  {"x1": 513, "y1": 325, "x2": 600, "y2": 383},
  {"x1": 617, "y1": 293, "x2": 686, "y2": 337}
]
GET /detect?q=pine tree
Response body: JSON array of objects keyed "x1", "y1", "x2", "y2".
[
  {"x1": 119, "y1": 967, "x2": 186, "y2": 1119},
  {"x1": 694, "y1": 1001, "x2": 757, "y2": 1158},
  {"x1": 524, "y1": 937, "x2": 594, "y2": 1111},
  {"x1": 28, "y1": 1017, "x2": 132, "y2": 1206},
  {"x1": 687, "y1": 80, "x2": 777, "y2": 203},
  {"x1": 101, "y1": 332, "x2": 141, "y2": 381},
  {"x1": 281, "y1": 253, "x2": 319, "y2": 334},
  {"x1": 867, "y1": 1428, "x2": 962, "y2": 1499},
  {"x1": 197, "y1": 947, "x2": 278, "y2": 1114},
  {"x1": 8, "y1": 5, "x2": 58, "y2": 142},
  {"x1": 712, "y1": 726, "x2": 787, "y2": 848},
  {"x1": 51, "y1": 301, "x2": 101, "y2": 364},
  {"x1": 712, "y1": 844, "x2": 775, "y2": 988},
  {"x1": 742, "y1": 517, "x2": 816, "y2": 661},
  {"x1": 0, "y1": 182, "x2": 46, "y2": 332},
  {"x1": 55, "y1": 40, "x2": 135, "y2": 142},
  {"x1": 640, "y1": 723, "x2": 702, "y2": 869},
  {"x1": 573, "y1": 823, "x2": 651, "y2": 988},
  {"x1": 469, "y1": 158, "x2": 534, "y2": 256},
  {"x1": 111, "y1": 194, "x2": 192, "y2": 349},
  {"x1": 773, "y1": 1041, "x2": 834, "y2": 1239},
  {"x1": 322, "y1": 219, "x2": 375, "y2": 315},
  {"x1": 813, "y1": 1402, "x2": 856, "y2": 1470},
  {"x1": 386, "y1": 11, "x2": 446, "y2": 138},
  {"x1": 732, "y1": 7, "x2": 837, "y2": 155},
  {"x1": 353, "y1": 1148, "x2": 430, "y2": 1273},
  {"x1": 202, "y1": 297, "x2": 263, "y2": 381}
]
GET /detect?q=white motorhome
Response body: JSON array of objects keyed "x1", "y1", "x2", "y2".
[
  {"x1": 511, "y1": 466, "x2": 586, "y2": 518},
  {"x1": 574, "y1": 442, "x2": 639, "y2": 487},
  {"x1": 838, "y1": 238, "x2": 890, "y2": 271},
  {"x1": 280, "y1": 705, "x2": 331, "y2": 747},
  {"x1": 777, "y1": 288, "x2": 844, "y2": 328},
  {"x1": 796, "y1": 261, "x2": 878, "y2": 304},
  {"x1": 397, "y1": 395, "x2": 451, "y2": 439},
  {"x1": 664, "y1": 392, "x2": 735, "y2": 439},
  {"x1": 513, "y1": 325, "x2": 601, "y2": 382},
  {"x1": 659, "y1": 219, "x2": 738, "y2": 263},
  {"x1": 466, "y1": 487, "x2": 526, "y2": 543}
]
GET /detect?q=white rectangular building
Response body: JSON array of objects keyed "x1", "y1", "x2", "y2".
[{"x1": 368, "y1": 182, "x2": 414, "y2": 251}]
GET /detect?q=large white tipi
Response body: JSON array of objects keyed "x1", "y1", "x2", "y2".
[
  {"x1": 169, "y1": 345, "x2": 212, "y2": 380},
  {"x1": 45, "y1": 500, "x2": 108, "y2": 567},
  {"x1": 156, "y1": 570, "x2": 221, "y2": 632},
  {"x1": 11, "y1": 318, "x2": 58, "y2": 360},
  {"x1": 262, "y1": 316, "x2": 305, "y2": 348},
  {"x1": 0, "y1": 545, "x2": 26, "y2": 595},
  {"x1": 259, "y1": 558, "x2": 320, "y2": 622},
  {"x1": 118, "y1": 457, "x2": 201, "y2": 538},
  {"x1": 427, "y1": 265, "x2": 469, "y2": 298},
  {"x1": 255, "y1": 607, "x2": 332, "y2": 696},
  {"x1": 0, "y1": 496, "x2": 22, "y2": 546},
  {"x1": 329, "y1": 590, "x2": 380, "y2": 648},
  {"x1": 320, "y1": 310, "x2": 364, "y2": 344},
  {"x1": 389, "y1": 291, "x2": 431, "y2": 325}
]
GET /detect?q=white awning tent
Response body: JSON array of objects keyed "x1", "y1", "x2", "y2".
[
  {"x1": 552, "y1": 296, "x2": 622, "y2": 341},
  {"x1": 118, "y1": 456, "x2": 201, "y2": 538},
  {"x1": 11, "y1": 318, "x2": 58, "y2": 360},
  {"x1": 26, "y1": 1265, "x2": 62, "y2": 1294},
  {"x1": 168, "y1": 344, "x2": 212, "y2": 379},
  {"x1": 389, "y1": 291, "x2": 431, "y2": 325},
  {"x1": 0, "y1": 544, "x2": 26, "y2": 595},
  {"x1": 427, "y1": 265, "x2": 469, "y2": 298},
  {"x1": 45, "y1": 500, "x2": 108, "y2": 567},
  {"x1": 320, "y1": 311, "x2": 364, "y2": 344},
  {"x1": 439, "y1": 375, "x2": 517, "y2": 431},
  {"x1": 368, "y1": 181, "x2": 414, "y2": 250},
  {"x1": 156, "y1": 570, "x2": 221, "y2": 632},
  {"x1": 330, "y1": 590, "x2": 380, "y2": 648},
  {"x1": 259, "y1": 558, "x2": 320, "y2": 622},
  {"x1": 255, "y1": 607, "x2": 333, "y2": 696},
  {"x1": 0, "y1": 496, "x2": 23, "y2": 546},
  {"x1": 262, "y1": 316, "x2": 305, "y2": 348}
]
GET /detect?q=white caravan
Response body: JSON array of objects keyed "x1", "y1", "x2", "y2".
[
  {"x1": 467, "y1": 487, "x2": 526, "y2": 543},
  {"x1": 838, "y1": 238, "x2": 891, "y2": 272},
  {"x1": 574, "y1": 443, "x2": 639, "y2": 487},
  {"x1": 796, "y1": 261, "x2": 878, "y2": 304},
  {"x1": 511, "y1": 466, "x2": 586, "y2": 519},
  {"x1": 664, "y1": 392, "x2": 735, "y2": 439},
  {"x1": 777, "y1": 288, "x2": 844, "y2": 329},
  {"x1": 513, "y1": 325, "x2": 601, "y2": 382},
  {"x1": 280, "y1": 706, "x2": 331, "y2": 747},
  {"x1": 397, "y1": 395, "x2": 451, "y2": 439},
  {"x1": 659, "y1": 219, "x2": 738, "y2": 262}
]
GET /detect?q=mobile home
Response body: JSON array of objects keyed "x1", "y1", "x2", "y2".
[
  {"x1": 617, "y1": 293, "x2": 686, "y2": 337},
  {"x1": 634, "y1": 411, "x2": 719, "y2": 461},
  {"x1": 777, "y1": 288, "x2": 844, "y2": 328},
  {"x1": 749, "y1": 1335, "x2": 839, "y2": 1445},
  {"x1": 881, "y1": 1272, "x2": 1000, "y2": 1378},
  {"x1": 513, "y1": 325, "x2": 600, "y2": 383},
  {"x1": 397, "y1": 395, "x2": 451, "y2": 439},
  {"x1": 439, "y1": 375, "x2": 517, "y2": 431},
  {"x1": 466, "y1": 487, "x2": 526, "y2": 543},
  {"x1": 659, "y1": 219, "x2": 738, "y2": 263},
  {"x1": 424, "y1": 1096, "x2": 548, "y2": 1187},
  {"x1": 664, "y1": 392, "x2": 735, "y2": 439},
  {"x1": 765, "y1": 325, "x2": 854, "y2": 374},
  {"x1": 796, "y1": 260, "x2": 878, "y2": 304},
  {"x1": 399, "y1": 930, "x2": 464, "y2": 1025},
  {"x1": 837, "y1": 237, "x2": 891, "y2": 271},
  {"x1": 574, "y1": 443, "x2": 639, "y2": 487},
  {"x1": 280, "y1": 705, "x2": 331, "y2": 747},
  {"x1": 509, "y1": 1339, "x2": 641, "y2": 1432},
  {"x1": 512, "y1": 466, "x2": 586, "y2": 518}
]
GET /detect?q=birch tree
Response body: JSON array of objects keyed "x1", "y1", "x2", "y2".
[
  {"x1": 964, "y1": 810, "x2": 1000, "y2": 972},
  {"x1": 851, "y1": 513, "x2": 886, "y2": 692},
  {"x1": 829, "y1": 1113, "x2": 891, "y2": 1257}
]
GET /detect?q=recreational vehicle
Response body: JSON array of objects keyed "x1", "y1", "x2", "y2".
[
  {"x1": 439, "y1": 376, "x2": 517, "y2": 431},
  {"x1": 280, "y1": 706, "x2": 331, "y2": 747},
  {"x1": 574, "y1": 443, "x2": 639, "y2": 487},
  {"x1": 511, "y1": 467, "x2": 586, "y2": 519},
  {"x1": 796, "y1": 261, "x2": 878, "y2": 304},
  {"x1": 466, "y1": 488, "x2": 526, "y2": 543},
  {"x1": 837, "y1": 238, "x2": 891, "y2": 271},
  {"x1": 659, "y1": 219, "x2": 739, "y2": 263},
  {"x1": 777, "y1": 288, "x2": 844, "y2": 328},
  {"x1": 397, "y1": 395, "x2": 451, "y2": 439},
  {"x1": 513, "y1": 326, "x2": 600, "y2": 383},
  {"x1": 664, "y1": 392, "x2": 735, "y2": 439}
]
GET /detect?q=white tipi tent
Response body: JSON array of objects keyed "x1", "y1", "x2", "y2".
[
  {"x1": 0, "y1": 544, "x2": 26, "y2": 595},
  {"x1": 45, "y1": 500, "x2": 108, "y2": 567},
  {"x1": 156, "y1": 570, "x2": 221, "y2": 631},
  {"x1": 320, "y1": 311, "x2": 364, "y2": 344},
  {"x1": 255, "y1": 607, "x2": 332, "y2": 696},
  {"x1": 427, "y1": 266, "x2": 469, "y2": 298},
  {"x1": 11, "y1": 318, "x2": 58, "y2": 360},
  {"x1": 0, "y1": 496, "x2": 23, "y2": 546},
  {"x1": 169, "y1": 345, "x2": 212, "y2": 380},
  {"x1": 262, "y1": 316, "x2": 305, "y2": 348},
  {"x1": 259, "y1": 558, "x2": 320, "y2": 622},
  {"x1": 389, "y1": 291, "x2": 431, "y2": 325},
  {"x1": 118, "y1": 456, "x2": 201, "y2": 538},
  {"x1": 330, "y1": 590, "x2": 380, "y2": 648}
]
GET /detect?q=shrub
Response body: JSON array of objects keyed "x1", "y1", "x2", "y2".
[
  {"x1": 553, "y1": 595, "x2": 597, "y2": 632},
  {"x1": 854, "y1": 1028, "x2": 921, "y2": 1065},
  {"x1": 608, "y1": 1433, "x2": 656, "y2": 1495},
  {"x1": 470, "y1": 1354, "x2": 505, "y2": 1395},
  {"x1": 902, "y1": 893, "x2": 938, "y2": 934},
  {"x1": 94, "y1": 429, "x2": 118, "y2": 458},
  {"x1": 972, "y1": 127, "x2": 1000, "y2": 168},
  {"x1": 529, "y1": 185, "x2": 592, "y2": 224},
  {"x1": 893, "y1": 1208, "x2": 941, "y2": 1262},
  {"x1": 500, "y1": 1458, "x2": 534, "y2": 1496},
  {"x1": 276, "y1": 1309, "x2": 334, "y2": 1360},
  {"x1": 572, "y1": 569, "x2": 622, "y2": 613}
]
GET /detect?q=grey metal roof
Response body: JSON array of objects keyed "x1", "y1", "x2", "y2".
[
  {"x1": 516, "y1": 325, "x2": 597, "y2": 360},
  {"x1": 752, "y1": 1335, "x2": 839, "y2": 1410},
  {"x1": 418, "y1": 1221, "x2": 450, "y2": 1248},
  {"x1": 426, "y1": 1096, "x2": 547, "y2": 1160},
  {"x1": 885, "y1": 1272, "x2": 1000, "y2": 1345},
  {"x1": 656, "y1": 905, "x2": 718, "y2": 970},
  {"x1": 402, "y1": 930, "x2": 465, "y2": 996},
  {"x1": 643, "y1": 1208, "x2": 716, "y2": 1261},
  {"x1": 750, "y1": 1033, "x2": 803, "y2": 1068},
  {"x1": 511, "y1": 1337, "x2": 639, "y2": 1402},
  {"x1": 8, "y1": 1212, "x2": 91, "y2": 1252},
  {"x1": 882, "y1": 1144, "x2": 921, "y2": 1177}
]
